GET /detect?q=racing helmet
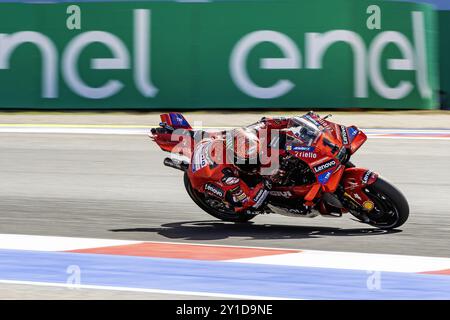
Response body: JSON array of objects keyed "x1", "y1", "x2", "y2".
[{"x1": 225, "y1": 128, "x2": 260, "y2": 166}]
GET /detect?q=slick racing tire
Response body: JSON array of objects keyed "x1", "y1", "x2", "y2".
[
  {"x1": 363, "y1": 177, "x2": 410, "y2": 230},
  {"x1": 183, "y1": 173, "x2": 256, "y2": 223}
]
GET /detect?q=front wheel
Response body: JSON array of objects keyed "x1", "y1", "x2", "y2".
[
  {"x1": 183, "y1": 173, "x2": 256, "y2": 223},
  {"x1": 360, "y1": 177, "x2": 409, "y2": 229}
]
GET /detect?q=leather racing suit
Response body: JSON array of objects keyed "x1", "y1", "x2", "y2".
[{"x1": 187, "y1": 117, "x2": 292, "y2": 213}]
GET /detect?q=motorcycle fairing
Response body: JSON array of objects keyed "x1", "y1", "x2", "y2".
[
  {"x1": 341, "y1": 168, "x2": 379, "y2": 206},
  {"x1": 347, "y1": 128, "x2": 367, "y2": 154},
  {"x1": 160, "y1": 112, "x2": 192, "y2": 130}
]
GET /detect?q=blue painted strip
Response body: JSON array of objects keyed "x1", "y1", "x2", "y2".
[{"x1": 0, "y1": 249, "x2": 449, "y2": 299}]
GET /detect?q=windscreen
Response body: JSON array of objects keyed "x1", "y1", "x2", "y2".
[{"x1": 287, "y1": 116, "x2": 322, "y2": 145}]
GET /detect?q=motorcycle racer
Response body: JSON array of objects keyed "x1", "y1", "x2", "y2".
[
  {"x1": 188, "y1": 128, "x2": 269, "y2": 213},
  {"x1": 187, "y1": 116, "x2": 302, "y2": 214}
]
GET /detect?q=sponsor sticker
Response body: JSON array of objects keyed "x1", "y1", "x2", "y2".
[
  {"x1": 191, "y1": 143, "x2": 210, "y2": 172},
  {"x1": 230, "y1": 185, "x2": 241, "y2": 193},
  {"x1": 318, "y1": 170, "x2": 333, "y2": 184},
  {"x1": 348, "y1": 127, "x2": 359, "y2": 137},
  {"x1": 303, "y1": 115, "x2": 321, "y2": 128},
  {"x1": 169, "y1": 113, "x2": 189, "y2": 128},
  {"x1": 204, "y1": 183, "x2": 225, "y2": 198},
  {"x1": 313, "y1": 159, "x2": 337, "y2": 174},
  {"x1": 297, "y1": 151, "x2": 317, "y2": 159},
  {"x1": 252, "y1": 189, "x2": 268, "y2": 208},
  {"x1": 363, "y1": 200, "x2": 375, "y2": 211},
  {"x1": 191, "y1": 153, "x2": 207, "y2": 172},
  {"x1": 293, "y1": 146, "x2": 315, "y2": 152},
  {"x1": 317, "y1": 118, "x2": 333, "y2": 130},
  {"x1": 222, "y1": 176, "x2": 240, "y2": 185},
  {"x1": 286, "y1": 144, "x2": 315, "y2": 152},
  {"x1": 340, "y1": 125, "x2": 349, "y2": 144},
  {"x1": 347, "y1": 127, "x2": 359, "y2": 143},
  {"x1": 234, "y1": 192, "x2": 248, "y2": 202},
  {"x1": 253, "y1": 189, "x2": 266, "y2": 203},
  {"x1": 362, "y1": 170, "x2": 372, "y2": 184}
]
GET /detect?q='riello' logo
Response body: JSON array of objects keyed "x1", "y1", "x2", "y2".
[
  {"x1": 230, "y1": 11, "x2": 432, "y2": 100},
  {"x1": 0, "y1": 9, "x2": 157, "y2": 99}
]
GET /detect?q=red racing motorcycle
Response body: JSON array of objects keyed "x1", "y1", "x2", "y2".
[{"x1": 150, "y1": 111, "x2": 409, "y2": 230}]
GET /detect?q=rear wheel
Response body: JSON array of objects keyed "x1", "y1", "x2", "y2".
[
  {"x1": 183, "y1": 173, "x2": 256, "y2": 223},
  {"x1": 362, "y1": 178, "x2": 409, "y2": 229}
]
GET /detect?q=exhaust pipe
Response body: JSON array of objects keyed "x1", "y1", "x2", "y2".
[{"x1": 163, "y1": 157, "x2": 189, "y2": 172}]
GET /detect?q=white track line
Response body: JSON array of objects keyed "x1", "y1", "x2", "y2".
[
  {"x1": 0, "y1": 280, "x2": 290, "y2": 300},
  {"x1": 0, "y1": 234, "x2": 141, "y2": 251},
  {"x1": 367, "y1": 136, "x2": 450, "y2": 140},
  {"x1": 0, "y1": 125, "x2": 449, "y2": 140},
  {"x1": 0, "y1": 127, "x2": 151, "y2": 135},
  {"x1": 0, "y1": 233, "x2": 298, "y2": 252}
]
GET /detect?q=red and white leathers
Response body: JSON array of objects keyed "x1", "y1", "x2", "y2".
[{"x1": 187, "y1": 117, "x2": 294, "y2": 213}]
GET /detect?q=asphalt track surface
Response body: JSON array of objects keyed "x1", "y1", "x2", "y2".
[{"x1": 0, "y1": 131, "x2": 449, "y2": 298}]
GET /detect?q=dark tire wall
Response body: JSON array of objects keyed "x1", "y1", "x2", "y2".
[
  {"x1": 183, "y1": 172, "x2": 256, "y2": 223},
  {"x1": 368, "y1": 177, "x2": 410, "y2": 229}
]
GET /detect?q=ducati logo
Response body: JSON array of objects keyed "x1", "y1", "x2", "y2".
[{"x1": 340, "y1": 126, "x2": 349, "y2": 144}]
